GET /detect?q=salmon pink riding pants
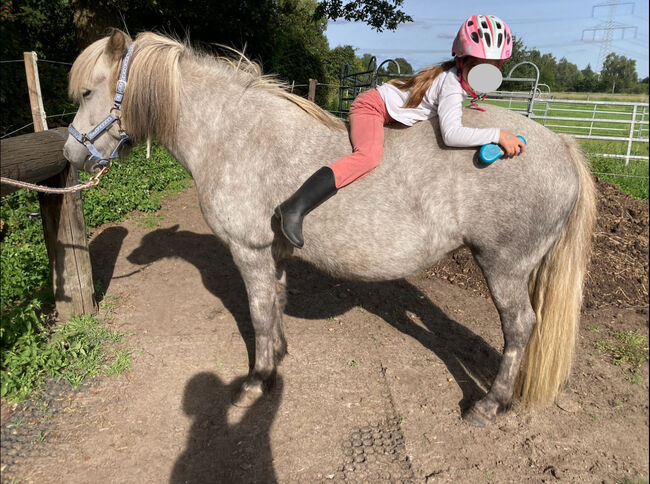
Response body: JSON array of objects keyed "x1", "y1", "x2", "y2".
[{"x1": 329, "y1": 88, "x2": 394, "y2": 188}]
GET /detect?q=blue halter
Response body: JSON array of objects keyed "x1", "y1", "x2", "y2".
[{"x1": 68, "y1": 43, "x2": 135, "y2": 167}]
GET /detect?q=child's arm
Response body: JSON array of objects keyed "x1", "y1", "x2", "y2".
[{"x1": 437, "y1": 91, "x2": 500, "y2": 147}]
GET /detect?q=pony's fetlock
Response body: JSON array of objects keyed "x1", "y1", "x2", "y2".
[{"x1": 232, "y1": 377, "x2": 265, "y2": 407}]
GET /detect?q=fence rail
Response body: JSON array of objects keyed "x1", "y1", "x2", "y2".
[
  {"x1": 333, "y1": 58, "x2": 649, "y2": 166},
  {"x1": 485, "y1": 95, "x2": 649, "y2": 164}
]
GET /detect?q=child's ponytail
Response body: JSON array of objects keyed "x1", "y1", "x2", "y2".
[{"x1": 388, "y1": 60, "x2": 455, "y2": 108}]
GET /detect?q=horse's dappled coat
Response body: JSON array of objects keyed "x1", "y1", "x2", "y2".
[{"x1": 64, "y1": 30, "x2": 596, "y2": 426}]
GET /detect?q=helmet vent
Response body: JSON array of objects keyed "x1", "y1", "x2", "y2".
[
  {"x1": 467, "y1": 20, "x2": 473, "y2": 26},
  {"x1": 471, "y1": 32, "x2": 479, "y2": 43},
  {"x1": 497, "y1": 33, "x2": 503, "y2": 47},
  {"x1": 484, "y1": 32, "x2": 491, "y2": 47},
  {"x1": 507, "y1": 33, "x2": 511, "y2": 44},
  {"x1": 496, "y1": 22, "x2": 502, "y2": 29},
  {"x1": 481, "y1": 21, "x2": 488, "y2": 28}
]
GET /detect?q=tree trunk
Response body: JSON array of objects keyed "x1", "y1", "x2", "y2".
[{"x1": 71, "y1": 0, "x2": 121, "y2": 48}]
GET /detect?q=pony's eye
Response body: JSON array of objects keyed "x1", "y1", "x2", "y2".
[{"x1": 82, "y1": 89, "x2": 92, "y2": 98}]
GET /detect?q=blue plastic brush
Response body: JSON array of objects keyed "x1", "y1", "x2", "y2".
[{"x1": 479, "y1": 135, "x2": 527, "y2": 164}]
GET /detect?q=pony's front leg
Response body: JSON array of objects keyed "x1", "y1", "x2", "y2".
[
  {"x1": 464, "y1": 271, "x2": 537, "y2": 427},
  {"x1": 230, "y1": 244, "x2": 284, "y2": 407}
]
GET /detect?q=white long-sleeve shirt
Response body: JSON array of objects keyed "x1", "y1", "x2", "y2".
[{"x1": 376, "y1": 67, "x2": 500, "y2": 147}]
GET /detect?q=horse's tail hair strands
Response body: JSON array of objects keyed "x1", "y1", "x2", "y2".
[{"x1": 516, "y1": 134, "x2": 597, "y2": 406}]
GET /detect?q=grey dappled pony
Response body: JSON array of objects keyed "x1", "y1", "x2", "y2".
[{"x1": 64, "y1": 30, "x2": 596, "y2": 427}]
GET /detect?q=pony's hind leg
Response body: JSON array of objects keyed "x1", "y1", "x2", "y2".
[
  {"x1": 464, "y1": 263, "x2": 537, "y2": 427},
  {"x1": 272, "y1": 257, "x2": 288, "y2": 363},
  {"x1": 230, "y1": 244, "x2": 284, "y2": 406}
]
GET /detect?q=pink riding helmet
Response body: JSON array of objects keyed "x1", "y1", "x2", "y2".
[{"x1": 452, "y1": 15, "x2": 512, "y2": 60}]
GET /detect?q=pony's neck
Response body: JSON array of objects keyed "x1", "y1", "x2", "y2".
[
  {"x1": 162, "y1": 56, "x2": 245, "y2": 176},
  {"x1": 161, "y1": 54, "x2": 348, "y2": 186}
]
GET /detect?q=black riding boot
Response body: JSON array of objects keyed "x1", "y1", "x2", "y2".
[{"x1": 275, "y1": 166, "x2": 338, "y2": 248}]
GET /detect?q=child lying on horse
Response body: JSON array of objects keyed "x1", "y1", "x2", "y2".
[{"x1": 276, "y1": 14, "x2": 526, "y2": 248}]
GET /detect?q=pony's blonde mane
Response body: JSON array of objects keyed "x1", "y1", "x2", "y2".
[
  {"x1": 69, "y1": 38, "x2": 113, "y2": 103},
  {"x1": 215, "y1": 47, "x2": 345, "y2": 130},
  {"x1": 69, "y1": 31, "x2": 344, "y2": 145}
]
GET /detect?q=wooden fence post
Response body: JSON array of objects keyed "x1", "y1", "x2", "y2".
[
  {"x1": 23, "y1": 52, "x2": 48, "y2": 132},
  {"x1": 308, "y1": 78, "x2": 317, "y2": 102},
  {"x1": 22, "y1": 51, "x2": 97, "y2": 319},
  {"x1": 39, "y1": 166, "x2": 97, "y2": 319}
]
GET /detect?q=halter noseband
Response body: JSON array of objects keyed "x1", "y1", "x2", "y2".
[{"x1": 68, "y1": 43, "x2": 135, "y2": 167}]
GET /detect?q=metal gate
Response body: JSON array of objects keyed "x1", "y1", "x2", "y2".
[{"x1": 337, "y1": 60, "x2": 649, "y2": 164}]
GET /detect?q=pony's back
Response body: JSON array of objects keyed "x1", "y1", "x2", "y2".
[{"x1": 298, "y1": 104, "x2": 579, "y2": 282}]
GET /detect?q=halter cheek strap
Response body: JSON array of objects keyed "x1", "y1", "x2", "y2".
[{"x1": 68, "y1": 43, "x2": 135, "y2": 166}]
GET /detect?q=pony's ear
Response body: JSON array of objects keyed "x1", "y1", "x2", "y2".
[{"x1": 105, "y1": 29, "x2": 130, "y2": 61}]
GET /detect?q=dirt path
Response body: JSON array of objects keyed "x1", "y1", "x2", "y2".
[{"x1": 2, "y1": 185, "x2": 648, "y2": 483}]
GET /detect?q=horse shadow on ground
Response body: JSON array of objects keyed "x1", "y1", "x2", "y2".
[
  {"x1": 99, "y1": 225, "x2": 501, "y2": 407},
  {"x1": 170, "y1": 373, "x2": 282, "y2": 484},
  {"x1": 91, "y1": 224, "x2": 502, "y2": 481}
]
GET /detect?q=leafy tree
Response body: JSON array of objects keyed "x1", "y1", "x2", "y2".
[
  {"x1": 555, "y1": 57, "x2": 583, "y2": 92},
  {"x1": 268, "y1": 0, "x2": 331, "y2": 104},
  {"x1": 526, "y1": 49, "x2": 557, "y2": 90},
  {"x1": 0, "y1": 0, "x2": 77, "y2": 134},
  {"x1": 315, "y1": 0, "x2": 412, "y2": 31},
  {"x1": 599, "y1": 52, "x2": 638, "y2": 93},
  {"x1": 576, "y1": 64, "x2": 599, "y2": 92},
  {"x1": 378, "y1": 57, "x2": 413, "y2": 75},
  {"x1": 500, "y1": 36, "x2": 531, "y2": 91}
]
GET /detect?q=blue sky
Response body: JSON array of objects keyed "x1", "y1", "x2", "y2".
[{"x1": 325, "y1": 0, "x2": 649, "y2": 78}]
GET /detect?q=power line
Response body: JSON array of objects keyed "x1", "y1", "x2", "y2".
[{"x1": 582, "y1": 1, "x2": 638, "y2": 71}]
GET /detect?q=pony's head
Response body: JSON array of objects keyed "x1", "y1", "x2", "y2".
[{"x1": 64, "y1": 29, "x2": 184, "y2": 173}]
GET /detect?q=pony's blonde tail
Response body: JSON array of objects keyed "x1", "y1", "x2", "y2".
[{"x1": 516, "y1": 134, "x2": 597, "y2": 406}]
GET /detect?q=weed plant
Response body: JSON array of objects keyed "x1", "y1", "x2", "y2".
[
  {"x1": 0, "y1": 314, "x2": 130, "y2": 401},
  {"x1": 596, "y1": 330, "x2": 649, "y2": 383},
  {"x1": 0, "y1": 143, "x2": 190, "y2": 401}
]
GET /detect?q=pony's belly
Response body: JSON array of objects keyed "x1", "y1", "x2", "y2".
[{"x1": 298, "y1": 224, "x2": 458, "y2": 282}]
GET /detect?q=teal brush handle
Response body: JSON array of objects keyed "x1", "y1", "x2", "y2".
[{"x1": 479, "y1": 135, "x2": 527, "y2": 164}]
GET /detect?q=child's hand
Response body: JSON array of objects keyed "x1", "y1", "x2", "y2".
[{"x1": 499, "y1": 130, "x2": 526, "y2": 156}]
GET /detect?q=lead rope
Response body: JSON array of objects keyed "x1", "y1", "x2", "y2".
[{"x1": 0, "y1": 165, "x2": 110, "y2": 194}]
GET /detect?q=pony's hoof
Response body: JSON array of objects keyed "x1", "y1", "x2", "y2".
[
  {"x1": 232, "y1": 381, "x2": 264, "y2": 408},
  {"x1": 462, "y1": 407, "x2": 490, "y2": 427}
]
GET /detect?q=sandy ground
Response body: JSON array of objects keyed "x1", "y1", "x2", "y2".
[{"x1": 1, "y1": 185, "x2": 648, "y2": 484}]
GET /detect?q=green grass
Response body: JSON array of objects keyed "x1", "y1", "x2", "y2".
[
  {"x1": 0, "y1": 314, "x2": 129, "y2": 402},
  {"x1": 618, "y1": 477, "x2": 649, "y2": 484},
  {"x1": 596, "y1": 330, "x2": 649, "y2": 383},
  {"x1": 1, "y1": 142, "x2": 191, "y2": 402},
  {"x1": 551, "y1": 92, "x2": 648, "y2": 103},
  {"x1": 587, "y1": 151, "x2": 648, "y2": 200},
  {"x1": 80, "y1": 143, "x2": 191, "y2": 227}
]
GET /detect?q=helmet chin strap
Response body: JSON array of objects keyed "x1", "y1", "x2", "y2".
[
  {"x1": 457, "y1": 58, "x2": 487, "y2": 112},
  {"x1": 457, "y1": 57, "x2": 505, "y2": 112}
]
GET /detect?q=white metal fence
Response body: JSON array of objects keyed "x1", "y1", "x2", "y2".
[
  {"x1": 485, "y1": 94, "x2": 649, "y2": 165},
  {"x1": 334, "y1": 59, "x2": 648, "y2": 167}
]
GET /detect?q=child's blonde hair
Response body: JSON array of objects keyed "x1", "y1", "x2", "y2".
[{"x1": 388, "y1": 60, "x2": 455, "y2": 108}]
